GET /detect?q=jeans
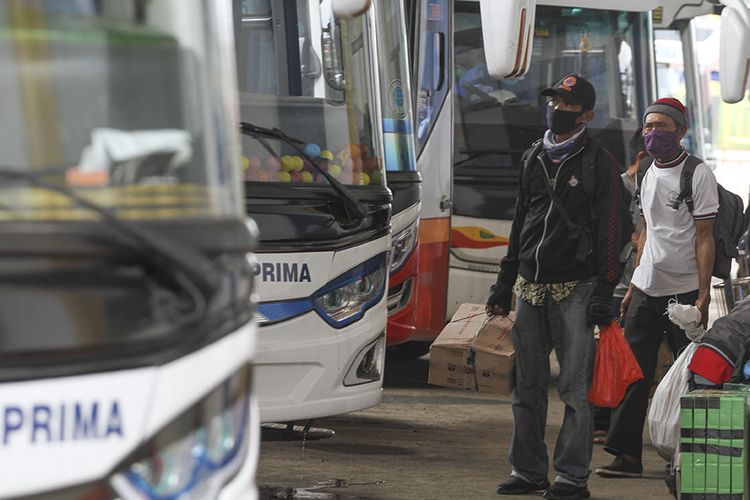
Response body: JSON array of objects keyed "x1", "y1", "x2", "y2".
[
  {"x1": 509, "y1": 280, "x2": 596, "y2": 487},
  {"x1": 604, "y1": 287, "x2": 698, "y2": 461}
]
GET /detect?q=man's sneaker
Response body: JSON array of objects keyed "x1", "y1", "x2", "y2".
[
  {"x1": 542, "y1": 482, "x2": 590, "y2": 500},
  {"x1": 496, "y1": 476, "x2": 550, "y2": 495},
  {"x1": 595, "y1": 454, "x2": 643, "y2": 478}
]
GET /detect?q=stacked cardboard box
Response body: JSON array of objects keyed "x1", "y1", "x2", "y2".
[
  {"x1": 680, "y1": 390, "x2": 749, "y2": 499},
  {"x1": 428, "y1": 303, "x2": 515, "y2": 395}
]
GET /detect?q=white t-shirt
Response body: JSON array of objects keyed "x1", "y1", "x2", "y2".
[{"x1": 631, "y1": 151, "x2": 719, "y2": 296}]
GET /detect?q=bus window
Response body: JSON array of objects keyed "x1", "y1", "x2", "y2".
[
  {"x1": 655, "y1": 28, "x2": 704, "y2": 156},
  {"x1": 692, "y1": 14, "x2": 721, "y2": 162},
  {"x1": 236, "y1": 2, "x2": 383, "y2": 186},
  {"x1": 453, "y1": 3, "x2": 650, "y2": 220},
  {"x1": 237, "y1": 0, "x2": 327, "y2": 98},
  {"x1": 375, "y1": 1, "x2": 417, "y2": 172},
  {"x1": 413, "y1": 0, "x2": 449, "y2": 152}
]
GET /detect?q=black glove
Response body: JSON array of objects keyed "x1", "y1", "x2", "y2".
[
  {"x1": 587, "y1": 294, "x2": 613, "y2": 326},
  {"x1": 487, "y1": 282, "x2": 512, "y2": 315}
]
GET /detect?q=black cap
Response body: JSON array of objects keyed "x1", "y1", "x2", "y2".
[{"x1": 541, "y1": 74, "x2": 596, "y2": 111}]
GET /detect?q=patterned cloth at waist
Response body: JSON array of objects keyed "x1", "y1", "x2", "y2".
[{"x1": 513, "y1": 275, "x2": 579, "y2": 306}]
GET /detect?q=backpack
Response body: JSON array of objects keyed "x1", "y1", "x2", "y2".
[
  {"x1": 636, "y1": 154, "x2": 744, "y2": 279},
  {"x1": 521, "y1": 138, "x2": 635, "y2": 264}
]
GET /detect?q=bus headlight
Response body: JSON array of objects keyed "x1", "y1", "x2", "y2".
[
  {"x1": 390, "y1": 221, "x2": 418, "y2": 274},
  {"x1": 313, "y1": 253, "x2": 387, "y2": 328},
  {"x1": 111, "y1": 368, "x2": 251, "y2": 500}
]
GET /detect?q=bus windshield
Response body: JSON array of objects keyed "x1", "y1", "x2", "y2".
[
  {"x1": 454, "y1": 4, "x2": 651, "y2": 187},
  {"x1": 374, "y1": 1, "x2": 417, "y2": 173},
  {"x1": 237, "y1": 1, "x2": 385, "y2": 187},
  {"x1": 0, "y1": 1, "x2": 243, "y2": 222}
]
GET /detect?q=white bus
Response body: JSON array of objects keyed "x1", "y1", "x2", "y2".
[
  {"x1": 236, "y1": 0, "x2": 390, "y2": 422},
  {"x1": 371, "y1": 0, "x2": 424, "y2": 349},
  {"x1": 0, "y1": 1, "x2": 259, "y2": 499},
  {"x1": 404, "y1": 0, "x2": 731, "y2": 336}
]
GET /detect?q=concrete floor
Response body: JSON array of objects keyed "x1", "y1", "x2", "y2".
[{"x1": 256, "y1": 354, "x2": 676, "y2": 500}]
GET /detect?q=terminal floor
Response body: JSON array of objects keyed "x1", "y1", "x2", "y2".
[{"x1": 257, "y1": 354, "x2": 675, "y2": 500}]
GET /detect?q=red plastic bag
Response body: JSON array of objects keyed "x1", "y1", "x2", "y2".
[{"x1": 587, "y1": 321, "x2": 644, "y2": 408}]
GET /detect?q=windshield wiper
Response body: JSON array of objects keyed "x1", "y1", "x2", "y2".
[
  {"x1": 0, "y1": 167, "x2": 218, "y2": 323},
  {"x1": 239, "y1": 121, "x2": 367, "y2": 223}
]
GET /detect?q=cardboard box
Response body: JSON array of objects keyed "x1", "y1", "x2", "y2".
[
  {"x1": 730, "y1": 394, "x2": 746, "y2": 496},
  {"x1": 429, "y1": 303, "x2": 515, "y2": 395},
  {"x1": 680, "y1": 396, "x2": 694, "y2": 495},
  {"x1": 679, "y1": 390, "x2": 750, "y2": 498},
  {"x1": 718, "y1": 396, "x2": 733, "y2": 497},
  {"x1": 693, "y1": 395, "x2": 708, "y2": 493},
  {"x1": 706, "y1": 396, "x2": 720, "y2": 495}
]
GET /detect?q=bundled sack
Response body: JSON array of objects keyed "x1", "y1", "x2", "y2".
[
  {"x1": 648, "y1": 341, "x2": 699, "y2": 461},
  {"x1": 588, "y1": 321, "x2": 644, "y2": 407},
  {"x1": 429, "y1": 303, "x2": 515, "y2": 395},
  {"x1": 667, "y1": 300, "x2": 705, "y2": 342}
]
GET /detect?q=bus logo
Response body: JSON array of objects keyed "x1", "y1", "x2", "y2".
[
  {"x1": 2, "y1": 401, "x2": 124, "y2": 446},
  {"x1": 388, "y1": 80, "x2": 407, "y2": 119},
  {"x1": 254, "y1": 262, "x2": 312, "y2": 283}
]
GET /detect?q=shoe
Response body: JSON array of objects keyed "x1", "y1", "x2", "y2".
[
  {"x1": 595, "y1": 454, "x2": 643, "y2": 478},
  {"x1": 496, "y1": 476, "x2": 550, "y2": 495},
  {"x1": 542, "y1": 482, "x2": 590, "y2": 500}
]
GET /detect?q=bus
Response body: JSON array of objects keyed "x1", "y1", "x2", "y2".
[
  {"x1": 404, "y1": 0, "x2": 658, "y2": 335},
  {"x1": 0, "y1": 1, "x2": 259, "y2": 498},
  {"x1": 236, "y1": 0, "x2": 390, "y2": 422},
  {"x1": 404, "y1": 0, "x2": 455, "y2": 348},
  {"x1": 406, "y1": 0, "x2": 750, "y2": 338},
  {"x1": 371, "y1": 0, "x2": 423, "y2": 348},
  {"x1": 447, "y1": 0, "x2": 657, "y2": 318}
]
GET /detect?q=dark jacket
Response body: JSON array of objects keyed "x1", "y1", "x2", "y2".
[
  {"x1": 701, "y1": 297, "x2": 750, "y2": 370},
  {"x1": 497, "y1": 133, "x2": 625, "y2": 297}
]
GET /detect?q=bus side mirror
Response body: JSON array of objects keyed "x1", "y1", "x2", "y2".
[
  {"x1": 331, "y1": 0, "x2": 371, "y2": 19},
  {"x1": 479, "y1": 0, "x2": 536, "y2": 79},
  {"x1": 720, "y1": 2, "x2": 750, "y2": 103}
]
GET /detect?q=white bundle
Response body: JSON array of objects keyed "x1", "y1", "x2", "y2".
[{"x1": 666, "y1": 300, "x2": 705, "y2": 342}]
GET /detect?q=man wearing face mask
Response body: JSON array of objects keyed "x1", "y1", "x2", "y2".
[
  {"x1": 596, "y1": 98, "x2": 718, "y2": 478},
  {"x1": 488, "y1": 75, "x2": 625, "y2": 500}
]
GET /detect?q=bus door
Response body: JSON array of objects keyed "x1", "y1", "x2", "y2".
[
  {"x1": 406, "y1": 0, "x2": 453, "y2": 339},
  {"x1": 447, "y1": 2, "x2": 654, "y2": 318}
]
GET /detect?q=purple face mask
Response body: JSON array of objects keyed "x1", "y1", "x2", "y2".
[{"x1": 643, "y1": 129, "x2": 681, "y2": 160}]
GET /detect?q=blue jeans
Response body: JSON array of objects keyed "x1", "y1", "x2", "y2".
[{"x1": 509, "y1": 280, "x2": 596, "y2": 487}]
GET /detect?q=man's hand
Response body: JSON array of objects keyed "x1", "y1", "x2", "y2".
[
  {"x1": 630, "y1": 231, "x2": 639, "y2": 250},
  {"x1": 486, "y1": 282, "x2": 512, "y2": 317},
  {"x1": 486, "y1": 304, "x2": 507, "y2": 316},
  {"x1": 695, "y1": 295, "x2": 710, "y2": 329},
  {"x1": 587, "y1": 294, "x2": 612, "y2": 327},
  {"x1": 620, "y1": 285, "x2": 634, "y2": 319}
]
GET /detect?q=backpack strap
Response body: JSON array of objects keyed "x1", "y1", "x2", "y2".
[
  {"x1": 677, "y1": 154, "x2": 703, "y2": 214},
  {"x1": 634, "y1": 155, "x2": 652, "y2": 208},
  {"x1": 520, "y1": 138, "x2": 544, "y2": 205},
  {"x1": 579, "y1": 139, "x2": 600, "y2": 200},
  {"x1": 568, "y1": 138, "x2": 600, "y2": 229}
]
